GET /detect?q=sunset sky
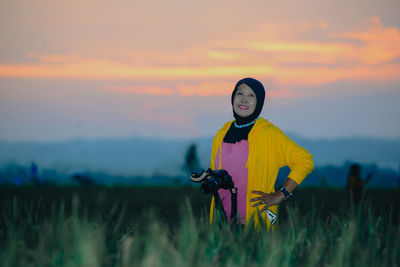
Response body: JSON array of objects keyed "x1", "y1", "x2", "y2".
[{"x1": 0, "y1": 0, "x2": 399, "y2": 142}]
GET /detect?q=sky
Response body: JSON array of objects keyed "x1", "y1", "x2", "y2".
[{"x1": 0, "y1": 0, "x2": 400, "y2": 142}]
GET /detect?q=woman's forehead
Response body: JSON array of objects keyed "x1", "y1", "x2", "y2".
[{"x1": 236, "y1": 83, "x2": 254, "y2": 92}]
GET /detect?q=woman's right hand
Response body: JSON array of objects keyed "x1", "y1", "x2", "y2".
[{"x1": 250, "y1": 190, "x2": 285, "y2": 212}]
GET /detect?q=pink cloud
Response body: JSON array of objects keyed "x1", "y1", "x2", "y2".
[
  {"x1": 177, "y1": 82, "x2": 232, "y2": 96},
  {"x1": 101, "y1": 81, "x2": 301, "y2": 98},
  {"x1": 128, "y1": 101, "x2": 199, "y2": 136},
  {"x1": 101, "y1": 85, "x2": 175, "y2": 95},
  {"x1": 268, "y1": 88, "x2": 300, "y2": 98},
  {"x1": 28, "y1": 53, "x2": 80, "y2": 63}
]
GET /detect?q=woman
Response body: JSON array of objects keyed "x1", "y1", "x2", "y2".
[{"x1": 209, "y1": 78, "x2": 314, "y2": 230}]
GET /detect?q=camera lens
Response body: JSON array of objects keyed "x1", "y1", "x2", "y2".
[{"x1": 200, "y1": 169, "x2": 233, "y2": 194}]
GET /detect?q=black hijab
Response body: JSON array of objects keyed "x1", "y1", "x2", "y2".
[{"x1": 223, "y1": 78, "x2": 265, "y2": 143}]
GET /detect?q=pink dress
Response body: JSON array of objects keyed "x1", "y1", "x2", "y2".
[{"x1": 215, "y1": 140, "x2": 249, "y2": 224}]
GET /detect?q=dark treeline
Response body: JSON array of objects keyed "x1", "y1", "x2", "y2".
[{"x1": 0, "y1": 161, "x2": 399, "y2": 188}]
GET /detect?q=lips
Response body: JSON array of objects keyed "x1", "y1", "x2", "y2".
[{"x1": 238, "y1": 105, "x2": 248, "y2": 110}]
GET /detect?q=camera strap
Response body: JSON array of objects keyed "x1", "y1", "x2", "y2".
[
  {"x1": 212, "y1": 191, "x2": 227, "y2": 222},
  {"x1": 212, "y1": 187, "x2": 238, "y2": 224},
  {"x1": 230, "y1": 187, "x2": 238, "y2": 223}
]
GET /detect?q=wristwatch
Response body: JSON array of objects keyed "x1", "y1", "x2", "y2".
[{"x1": 278, "y1": 186, "x2": 293, "y2": 200}]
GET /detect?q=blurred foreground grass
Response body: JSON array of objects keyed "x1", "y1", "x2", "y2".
[{"x1": 0, "y1": 186, "x2": 399, "y2": 266}]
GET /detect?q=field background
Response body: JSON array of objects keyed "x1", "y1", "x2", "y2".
[
  {"x1": 1, "y1": 186, "x2": 400, "y2": 224},
  {"x1": 1, "y1": 128, "x2": 399, "y2": 266},
  {"x1": 1, "y1": 186, "x2": 399, "y2": 266}
]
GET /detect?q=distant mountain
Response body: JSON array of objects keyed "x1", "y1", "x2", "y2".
[
  {"x1": 288, "y1": 134, "x2": 400, "y2": 170},
  {"x1": 0, "y1": 137, "x2": 193, "y2": 176},
  {"x1": 0, "y1": 135, "x2": 399, "y2": 178}
]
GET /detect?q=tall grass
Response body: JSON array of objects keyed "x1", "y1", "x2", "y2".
[{"x1": 0, "y1": 196, "x2": 399, "y2": 267}]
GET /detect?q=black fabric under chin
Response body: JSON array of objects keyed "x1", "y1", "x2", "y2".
[{"x1": 223, "y1": 122, "x2": 254, "y2": 143}]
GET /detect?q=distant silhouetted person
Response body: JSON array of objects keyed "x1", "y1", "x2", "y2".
[
  {"x1": 72, "y1": 173, "x2": 94, "y2": 186},
  {"x1": 398, "y1": 165, "x2": 400, "y2": 188},
  {"x1": 183, "y1": 143, "x2": 201, "y2": 174},
  {"x1": 346, "y1": 164, "x2": 372, "y2": 204},
  {"x1": 30, "y1": 161, "x2": 41, "y2": 185}
]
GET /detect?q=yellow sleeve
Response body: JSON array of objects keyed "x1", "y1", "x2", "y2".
[
  {"x1": 208, "y1": 131, "x2": 220, "y2": 223},
  {"x1": 208, "y1": 120, "x2": 233, "y2": 224},
  {"x1": 273, "y1": 127, "x2": 314, "y2": 185},
  {"x1": 209, "y1": 121, "x2": 232, "y2": 170},
  {"x1": 209, "y1": 135, "x2": 218, "y2": 170},
  {"x1": 209, "y1": 196, "x2": 215, "y2": 224}
]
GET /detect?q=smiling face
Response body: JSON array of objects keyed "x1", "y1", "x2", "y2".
[{"x1": 233, "y1": 83, "x2": 257, "y2": 118}]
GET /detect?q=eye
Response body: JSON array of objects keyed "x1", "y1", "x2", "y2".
[{"x1": 237, "y1": 92, "x2": 242, "y2": 96}]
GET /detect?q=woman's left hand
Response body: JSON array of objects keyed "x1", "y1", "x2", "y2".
[{"x1": 250, "y1": 190, "x2": 285, "y2": 212}]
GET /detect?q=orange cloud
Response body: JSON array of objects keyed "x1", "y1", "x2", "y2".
[
  {"x1": 250, "y1": 42, "x2": 350, "y2": 54},
  {"x1": 2, "y1": 59, "x2": 398, "y2": 87},
  {"x1": 0, "y1": 60, "x2": 274, "y2": 80},
  {"x1": 274, "y1": 64, "x2": 400, "y2": 86},
  {"x1": 1, "y1": 16, "x2": 399, "y2": 93},
  {"x1": 249, "y1": 41, "x2": 356, "y2": 65},
  {"x1": 206, "y1": 50, "x2": 238, "y2": 61},
  {"x1": 247, "y1": 18, "x2": 400, "y2": 66},
  {"x1": 340, "y1": 17, "x2": 400, "y2": 64}
]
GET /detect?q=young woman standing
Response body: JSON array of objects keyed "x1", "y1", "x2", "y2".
[{"x1": 209, "y1": 78, "x2": 314, "y2": 230}]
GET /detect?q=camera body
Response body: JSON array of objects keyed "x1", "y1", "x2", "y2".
[{"x1": 190, "y1": 168, "x2": 234, "y2": 194}]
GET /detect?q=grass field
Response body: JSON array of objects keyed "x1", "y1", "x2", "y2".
[{"x1": 0, "y1": 186, "x2": 399, "y2": 266}]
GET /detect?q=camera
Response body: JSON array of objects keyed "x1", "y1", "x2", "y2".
[{"x1": 190, "y1": 168, "x2": 234, "y2": 194}]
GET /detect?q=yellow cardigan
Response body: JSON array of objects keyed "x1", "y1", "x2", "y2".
[{"x1": 209, "y1": 117, "x2": 314, "y2": 229}]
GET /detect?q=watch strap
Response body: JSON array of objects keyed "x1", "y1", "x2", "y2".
[{"x1": 279, "y1": 186, "x2": 293, "y2": 200}]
